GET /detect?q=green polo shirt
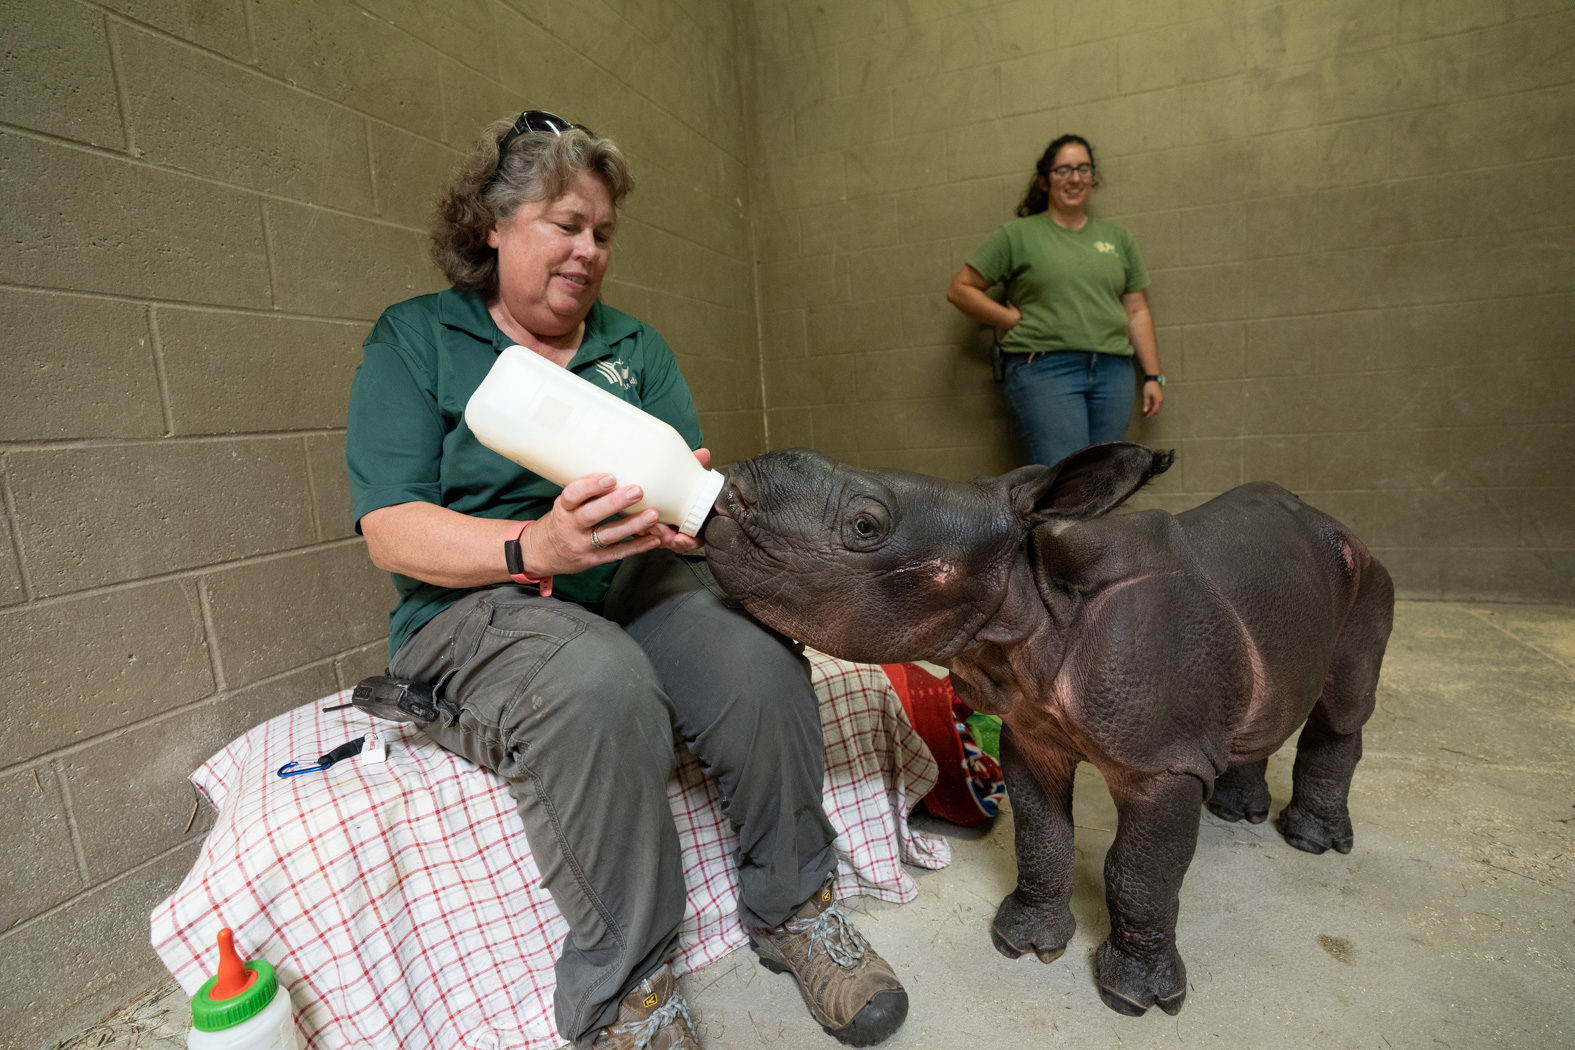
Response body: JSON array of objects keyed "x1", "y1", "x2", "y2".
[
  {"x1": 346, "y1": 287, "x2": 704, "y2": 658},
  {"x1": 968, "y1": 214, "x2": 1148, "y2": 357}
]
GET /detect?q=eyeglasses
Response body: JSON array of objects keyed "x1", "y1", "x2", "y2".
[
  {"x1": 1049, "y1": 163, "x2": 1094, "y2": 179},
  {"x1": 493, "y1": 110, "x2": 592, "y2": 179}
]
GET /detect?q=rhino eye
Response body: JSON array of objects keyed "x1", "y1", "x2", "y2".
[
  {"x1": 843, "y1": 507, "x2": 888, "y2": 550},
  {"x1": 841, "y1": 495, "x2": 890, "y2": 550}
]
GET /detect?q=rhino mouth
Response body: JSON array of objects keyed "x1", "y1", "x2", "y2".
[{"x1": 703, "y1": 482, "x2": 788, "y2": 572}]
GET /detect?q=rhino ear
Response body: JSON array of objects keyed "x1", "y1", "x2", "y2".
[{"x1": 1008, "y1": 442, "x2": 1174, "y2": 526}]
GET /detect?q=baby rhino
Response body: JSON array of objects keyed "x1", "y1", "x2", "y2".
[{"x1": 702, "y1": 443, "x2": 1393, "y2": 1018}]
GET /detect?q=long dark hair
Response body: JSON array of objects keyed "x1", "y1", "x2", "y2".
[{"x1": 1016, "y1": 134, "x2": 1100, "y2": 217}]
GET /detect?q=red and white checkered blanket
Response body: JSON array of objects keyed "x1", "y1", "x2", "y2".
[{"x1": 152, "y1": 651, "x2": 948, "y2": 1050}]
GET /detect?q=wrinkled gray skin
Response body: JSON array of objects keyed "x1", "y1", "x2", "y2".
[{"x1": 703, "y1": 443, "x2": 1394, "y2": 1018}]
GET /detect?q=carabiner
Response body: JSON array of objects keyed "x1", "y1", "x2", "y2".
[
  {"x1": 277, "y1": 758, "x2": 331, "y2": 777},
  {"x1": 276, "y1": 735, "x2": 367, "y2": 779}
]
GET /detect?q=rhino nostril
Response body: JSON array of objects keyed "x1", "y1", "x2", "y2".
[{"x1": 725, "y1": 482, "x2": 754, "y2": 512}]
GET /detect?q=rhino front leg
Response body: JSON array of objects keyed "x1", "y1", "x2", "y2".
[
  {"x1": 991, "y1": 727, "x2": 1078, "y2": 964},
  {"x1": 1095, "y1": 771, "x2": 1203, "y2": 1017}
]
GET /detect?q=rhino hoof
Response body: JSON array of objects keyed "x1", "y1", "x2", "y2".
[
  {"x1": 990, "y1": 921, "x2": 1067, "y2": 963},
  {"x1": 990, "y1": 892, "x2": 1074, "y2": 963},
  {"x1": 1094, "y1": 939, "x2": 1187, "y2": 1018},
  {"x1": 1278, "y1": 803, "x2": 1354, "y2": 854},
  {"x1": 1097, "y1": 984, "x2": 1149, "y2": 1017},
  {"x1": 1208, "y1": 767, "x2": 1273, "y2": 825},
  {"x1": 1206, "y1": 797, "x2": 1269, "y2": 824},
  {"x1": 1099, "y1": 983, "x2": 1186, "y2": 1017}
]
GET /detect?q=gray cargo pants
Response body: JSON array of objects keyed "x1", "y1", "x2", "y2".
[{"x1": 388, "y1": 550, "x2": 838, "y2": 1047}]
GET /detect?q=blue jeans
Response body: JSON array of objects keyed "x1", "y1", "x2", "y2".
[{"x1": 1003, "y1": 350, "x2": 1136, "y2": 467}]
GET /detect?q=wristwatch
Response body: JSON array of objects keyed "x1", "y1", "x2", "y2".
[
  {"x1": 1143, "y1": 374, "x2": 1166, "y2": 387},
  {"x1": 503, "y1": 520, "x2": 553, "y2": 596}
]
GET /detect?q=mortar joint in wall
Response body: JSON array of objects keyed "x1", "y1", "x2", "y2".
[
  {"x1": 196, "y1": 578, "x2": 227, "y2": 693},
  {"x1": 146, "y1": 306, "x2": 174, "y2": 437},
  {"x1": 102, "y1": 10, "x2": 137, "y2": 158},
  {"x1": 0, "y1": 456, "x2": 35, "y2": 602},
  {"x1": 53, "y1": 757, "x2": 93, "y2": 887}
]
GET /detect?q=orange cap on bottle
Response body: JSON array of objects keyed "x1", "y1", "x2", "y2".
[{"x1": 209, "y1": 928, "x2": 258, "y2": 1000}]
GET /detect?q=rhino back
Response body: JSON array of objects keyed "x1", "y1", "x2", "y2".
[{"x1": 1172, "y1": 482, "x2": 1369, "y2": 757}]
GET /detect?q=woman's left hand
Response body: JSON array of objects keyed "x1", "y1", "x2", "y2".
[
  {"x1": 1142, "y1": 380, "x2": 1164, "y2": 419},
  {"x1": 639, "y1": 447, "x2": 713, "y2": 554}
]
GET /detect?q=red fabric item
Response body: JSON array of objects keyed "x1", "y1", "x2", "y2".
[{"x1": 881, "y1": 663, "x2": 990, "y2": 827}]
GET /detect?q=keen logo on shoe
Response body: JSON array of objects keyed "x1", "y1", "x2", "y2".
[{"x1": 591, "y1": 964, "x2": 699, "y2": 1050}]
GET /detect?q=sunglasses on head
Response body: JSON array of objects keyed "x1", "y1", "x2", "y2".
[{"x1": 495, "y1": 109, "x2": 592, "y2": 169}]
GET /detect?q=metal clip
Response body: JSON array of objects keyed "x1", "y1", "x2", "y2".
[
  {"x1": 277, "y1": 758, "x2": 331, "y2": 777},
  {"x1": 276, "y1": 735, "x2": 367, "y2": 778}
]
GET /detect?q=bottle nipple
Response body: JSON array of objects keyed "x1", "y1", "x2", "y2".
[{"x1": 209, "y1": 928, "x2": 258, "y2": 1000}]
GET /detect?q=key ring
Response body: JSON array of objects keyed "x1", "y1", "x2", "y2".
[{"x1": 276, "y1": 735, "x2": 367, "y2": 778}]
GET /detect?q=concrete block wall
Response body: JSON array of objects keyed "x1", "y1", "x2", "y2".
[
  {"x1": 5, "y1": 0, "x2": 1572, "y2": 1044},
  {"x1": 0, "y1": 1, "x2": 754, "y2": 1044},
  {"x1": 740, "y1": 0, "x2": 1575, "y2": 602}
]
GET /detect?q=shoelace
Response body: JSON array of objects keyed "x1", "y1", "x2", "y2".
[
  {"x1": 615, "y1": 993, "x2": 696, "y2": 1050},
  {"x1": 785, "y1": 903, "x2": 871, "y2": 968}
]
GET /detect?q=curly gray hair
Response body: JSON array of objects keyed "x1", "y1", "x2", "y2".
[{"x1": 431, "y1": 116, "x2": 634, "y2": 299}]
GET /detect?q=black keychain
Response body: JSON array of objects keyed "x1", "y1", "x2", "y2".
[
  {"x1": 288, "y1": 676, "x2": 439, "y2": 778},
  {"x1": 278, "y1": 736, "x2": 367, "y2": 778}
]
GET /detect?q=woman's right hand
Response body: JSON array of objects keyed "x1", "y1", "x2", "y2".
[
  {"x1": 947, "y1": 265, "x2": 1020, "y2": 330},
  {"x1": 523, "y1": 473, "x2": 667, "y2": 577}
]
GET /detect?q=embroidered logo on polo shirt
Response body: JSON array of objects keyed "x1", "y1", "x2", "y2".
[
  {"x1": 594, "y1": 359, "x2": 638, "y2": 393},
  {"x1": 1094, "y1": 241, "x2": 1116, "y2": 254}
]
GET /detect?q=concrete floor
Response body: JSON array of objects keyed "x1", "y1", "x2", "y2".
[{"x1": 59, "y1": 601, "x2": 1574, "y2": 1050}]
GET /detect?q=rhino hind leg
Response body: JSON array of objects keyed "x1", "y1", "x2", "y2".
[
  {"x1": 991, "y1": 730, "x2": 1078, "y2": 963},
  {"x1": 1206, "y1": 759, "x2": 1271, "y2": 824},
  {"x1": 1279, "y1": 562, "x2": 1393, "y2": 855},
  {"x1": 1278, "y1": 715, "x2": 1361, "y2": 854},
  {"x1": 1096, "y1": 772, "x2": 1203, "y2": 1016}
]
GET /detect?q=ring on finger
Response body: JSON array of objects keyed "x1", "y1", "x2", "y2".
[{"x1": 590, "y1": 526, "x2": 607, "y2": 550}]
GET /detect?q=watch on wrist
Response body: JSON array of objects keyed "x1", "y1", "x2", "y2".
[
  {"x1": 503, "y1": 520, "x2": 553, "y2": 596},
  {"x1": 1143, "y1": 374, "x2": 1166, "y2": 387}
]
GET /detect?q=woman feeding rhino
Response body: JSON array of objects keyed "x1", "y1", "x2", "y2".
[
  {"x1": 346, "y1": 111, "x2": 907, "y2": 1050},
  {"x1": 948, "y1": 134, "x2": 1165, "y2": 467}
]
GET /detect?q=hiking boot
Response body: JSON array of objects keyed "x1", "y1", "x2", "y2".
[
  {"x1": 590, "y1": 964, "x2": 700, "y2": 1050},
  {"x1": 748, "y1": 878, "x2": 908, "y2": 1047}
]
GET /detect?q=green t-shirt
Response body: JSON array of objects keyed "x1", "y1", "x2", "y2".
[
  {"x1": 346, "y1": 287, "x2": 705, "y2": 658},
  {"x1": 967, "y1": 214, "x2": 1149, "y2": 357}
]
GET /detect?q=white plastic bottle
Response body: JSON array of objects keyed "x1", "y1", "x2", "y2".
[
  {"x1": 465, "y1": 346, "x2": 725, "y2": 536},
  {"x1": 187, "y1": 928, "x2": 303, "y2": 1050}
]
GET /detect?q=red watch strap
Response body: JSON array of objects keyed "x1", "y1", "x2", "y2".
[{"x1": 505, "y1": 520, "x2": 553, "y2": 596}]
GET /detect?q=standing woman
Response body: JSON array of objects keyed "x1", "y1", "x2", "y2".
[{"x1": 947, "y1": 134, "x2": 1164, "y2": 467}]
